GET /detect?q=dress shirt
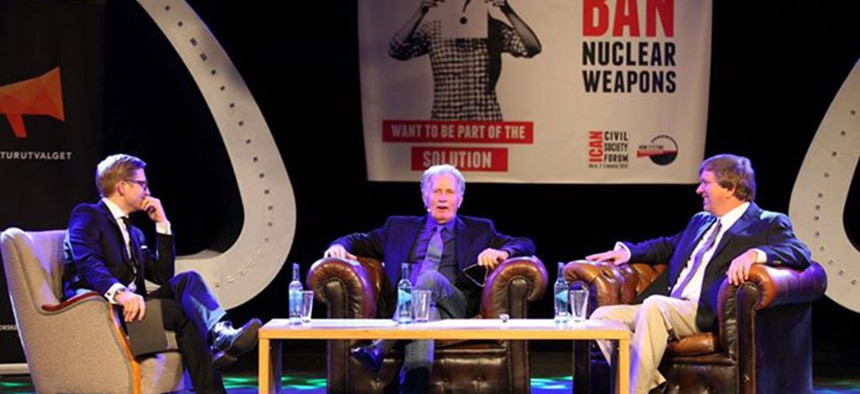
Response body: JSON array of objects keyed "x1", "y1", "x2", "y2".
[
  {"x1": 614, "y1": 202, "x2": 766, "y2": 302},
  {"x1": 410, "y1": 217, "x2": 458, "y2": 283},
  {"x1": 101, "y1": 197, "x2": 171, "y2": 303}
]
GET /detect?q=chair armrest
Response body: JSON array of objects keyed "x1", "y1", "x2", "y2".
[
  {"x1": 30, "y1": 291, "x2": 138, "y2": 371},
  {"x1": 565, "y1": 260, "x2": 668, "y2": 306},
  {"x1": 41, "y1": 291, "x2": 102, "y2": 313},
  {"x1": 308, "y1": 257, "x2": 383, "y2": 318},
  {"x1": 480, "y1": 256, "x2": 547, "y2": 318},
  {"x1": 718, "y1": 261, "x2": 828, "y2": 312},
  {"x1": 750, "y1": 261, "x2": 826, "y2": 309},
  {"x1": 715, "y1": 261, "x2": 827, "y2": 360},
  {"x1": 564, "y1": 260, "x2": 624, "y2": 306}
]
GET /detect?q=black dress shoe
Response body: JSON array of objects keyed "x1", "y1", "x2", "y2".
[
  {"x1": 351, "y1": 343, "x2": 384, "y2": 373},
  {"x1": 213, "y1": 351, "x2": 238, "y2": 368},
  {"x1": 211, "y1": 318, "x2": 262, "y2": 368},
  {"x1": 648, "y1": 382, "x2": 668, "y2": 394},
  {"x1": 401, "y1": 367, "x2": 430, "y2": 394}
]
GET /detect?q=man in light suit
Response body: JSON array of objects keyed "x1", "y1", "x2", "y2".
[
  {"x1": 63, "y1": 154, "x2": 261, "y2": 393},
  {"x1": 585, "y1": 154, "x2": 811, "y2": 394},
  {"x1": 324, "y1": 164, "x2": 536, "y2": 393}
]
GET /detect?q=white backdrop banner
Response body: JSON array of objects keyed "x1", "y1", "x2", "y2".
[{"x1": 359, "y1": 0, "x2": 711, "y2": 183}]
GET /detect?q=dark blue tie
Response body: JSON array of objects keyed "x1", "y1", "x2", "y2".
[
  {"x1": 419, "y1": 226, "x2": 444, "y2": 276},
  {"x1": 120, "y1": 217, "x2": 141, "y2": 288}
]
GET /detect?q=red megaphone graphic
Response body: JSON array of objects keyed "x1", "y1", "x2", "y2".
[{"x1": 0, "y1": 67, "x2": 65, "y2": 138}]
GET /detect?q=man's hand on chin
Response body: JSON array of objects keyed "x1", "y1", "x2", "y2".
[{"x1": 140, "y1": 196, "x2": 167, "y2": 223}]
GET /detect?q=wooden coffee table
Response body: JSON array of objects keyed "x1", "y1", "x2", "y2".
[{"x1": 258, "y1": 318, "x2": 630, "y2": 394}]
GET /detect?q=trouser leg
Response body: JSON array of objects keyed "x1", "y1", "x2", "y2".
[
  {"x1": 156, "y1": 296, "x2": 226, "y2": 394},
  {"x1": 153, "y1": 271, "x2": 227, "y2": 340},
  {"x1": 399, "y1": 271, "x2": 467, "y2": 393},
  {"x1": 590, "y1": 296, "x2": 699, "y2": 394},
  {"x1": 590, "y1": 304, "x2": 639, "y2": 365},
  {"x1": 629, "y1": 296, "x2": 699, "y2": 394}
]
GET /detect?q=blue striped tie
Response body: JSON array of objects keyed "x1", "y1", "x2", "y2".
[{"x1": 671, "y1": 220, "x2": 722, "y2": 298}]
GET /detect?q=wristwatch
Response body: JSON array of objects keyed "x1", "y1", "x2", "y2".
[{"x1": 113, "y1": 287, "x2": 129, "y2": 303}]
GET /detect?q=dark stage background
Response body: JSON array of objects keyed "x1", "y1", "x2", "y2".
[{"x1": 24, "y1": 0, "x2": 860, "y2": 364}]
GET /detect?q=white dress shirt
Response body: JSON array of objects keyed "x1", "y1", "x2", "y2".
[{"x1": 101, "y1": 198, "x2": 171, "y2": 303}]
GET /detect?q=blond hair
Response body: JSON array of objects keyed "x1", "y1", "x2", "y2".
[{"x1": 96, "y1": 154, "x2": 146, "y2": 197}]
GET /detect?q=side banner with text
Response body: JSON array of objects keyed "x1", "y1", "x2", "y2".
[
  {"x1": 359, "y1": 0, "x2": 711, "y2": 183},
  {"x1": 0, "y1": 0, "x2": 105, "y2": 366}
]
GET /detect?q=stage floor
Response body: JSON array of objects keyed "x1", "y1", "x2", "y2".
[{"x1": 1, "y1": 350, "x2": 858, "y2": 393}]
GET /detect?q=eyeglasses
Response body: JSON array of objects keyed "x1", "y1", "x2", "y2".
[
  {"x1": 462, "y1": 263, "x2": 489, "y2": 288},
  {"x1": 124, "y1": 179, "x2": 149, "y2": 191}
]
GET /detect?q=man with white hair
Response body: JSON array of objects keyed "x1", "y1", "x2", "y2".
[{"x1": 324, "y1": 164, "x2": 536, "y2": 393}]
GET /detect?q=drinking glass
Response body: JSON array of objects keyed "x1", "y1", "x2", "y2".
[
  {"x1": 569, "y1": 281, "x2": 590, "y2": 323},
  {"x1": 412, "y1": 289, "x2": 432, "y2": 322},
  {"x1": 300, "y1": 290, "x2": 315, "y2": 323}
]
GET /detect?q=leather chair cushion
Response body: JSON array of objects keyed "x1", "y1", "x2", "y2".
[{"x1": 666, "y1": 332, "x2": 719, "y2": 356}]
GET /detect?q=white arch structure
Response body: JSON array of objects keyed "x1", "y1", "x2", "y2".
[
  {"x1": 790, "y1": 59, "x2": 860, "y2": 313},
  {"x1": 136, "y1": 0, "x2": 296, "y2": 309}
]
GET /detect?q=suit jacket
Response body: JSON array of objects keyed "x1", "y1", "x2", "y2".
[
  {"x1": 62, "y1": 200, "x2": 175, "y2": 299},
  {"x1": 626, "y1": 203, "x2": 811, "y2": 333},
  {"x1": 331, "y1": 215, "x2": 536, "y2": 317}
]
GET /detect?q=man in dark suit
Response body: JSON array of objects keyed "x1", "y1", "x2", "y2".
[
  {"x1": 585, "y1": 154, "x2": 811, "y2": 394},
  {"x1": 324, "y1": 164, "x2": 536, "y2": 393},
  {"x1": 63, "y1": 154, "x2": 261, "y2": 394}
]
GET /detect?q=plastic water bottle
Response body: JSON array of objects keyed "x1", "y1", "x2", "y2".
[
  {"x1": 554, "y1": 262, "x2": 571, "y2": 323},
  {"x1": 288, "y1": 262, "x2": 303, "y2": 324},
  {"x1": 396, "y1": 263, "x2": 413, "y2": 324}
]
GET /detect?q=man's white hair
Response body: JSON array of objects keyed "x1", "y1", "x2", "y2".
[{"x1": 420, "y1": 164, "x2": 465, "y2": 207}]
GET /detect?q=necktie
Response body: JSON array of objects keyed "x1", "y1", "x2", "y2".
[
  {"x1": 418, "y1": 226, "x2": 444, "y2": 276},
  {"x1": 671, "y1": 219, "x2": 722, "y2": 298},
  {"x1": 120, "y1": 217, "x2": 140, "y2": 283}
]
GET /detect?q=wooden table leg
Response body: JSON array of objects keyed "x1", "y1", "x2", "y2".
[
  {"x1": 259, "y1": 338, "x2": 283, "y2": 394},
  {"x1": 259, "y1": 338, "x2": 270, "y2": 394},
  {"x1": 573, "y1": 340, "x2": 590, "y2": 394},
  {"x1": 272, "y1": 340, "x2": 283, "y2": 394},
  {"x1": 616, "y1": 337, "x2": 629, "y2": 394}
]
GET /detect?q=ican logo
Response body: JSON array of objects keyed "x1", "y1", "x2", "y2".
[{"x1": 588, "y1": 130, "x2": 629, "y2": 169}]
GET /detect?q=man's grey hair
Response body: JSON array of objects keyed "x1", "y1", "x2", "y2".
[{"x1": 420, "y1": 164, "x2": 465, "y2": 206}]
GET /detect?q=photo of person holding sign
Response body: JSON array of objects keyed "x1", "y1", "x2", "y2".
[{"x1": 389, "y1": 0, "x2": 541, "y2": 121}]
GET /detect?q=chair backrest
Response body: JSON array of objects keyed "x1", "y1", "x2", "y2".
[
  {"x1": 1, "y1": 228, "x2": 66, "y2": 316},
  {"x1": 2, "y1": 227, "x2": 192, "y2": 393}
]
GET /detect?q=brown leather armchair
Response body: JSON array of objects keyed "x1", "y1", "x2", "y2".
[
  {"x1": 308, "y1": 256, "x2": 547, "y2": 394},
  {"x1": 565, "y1": 260, "x2": 827, "y2": 394}
]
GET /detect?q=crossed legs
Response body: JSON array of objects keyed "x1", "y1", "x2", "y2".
[
  {"x1": 149, "y1": 271, "x2": 227, "y2": 393},
  {"x1": 353, "y1": 270, "x2": 467, "y2": 393},
  {"x1": 401, "y1": 271, "x2": 468, "y2": 391},
  {"x1": 590, "y1": 295, "x2": 699, "y2": 394}
]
